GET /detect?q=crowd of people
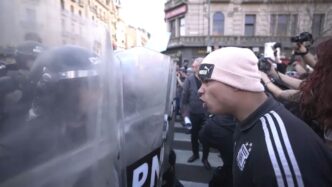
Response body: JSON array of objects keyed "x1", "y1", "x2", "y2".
[
  {"x1": 2, "y1": 32, "x2": 332, "y2": 186},
  {"x1": 175, "y1": 37, "x2": 332, "y2": 186}
]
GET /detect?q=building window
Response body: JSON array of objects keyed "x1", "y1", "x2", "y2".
[
  {"x1": 79, "y1": 10, "x2": 82, "y2": 16},
  {"x1": 170, "y1": 19, "x2": 176, "y2": 37},
  {"x1": 244, "y1": 15, "x2": 256, "y2": 36},
  {"x1": 290, "y1": 14, "x2": 298, "y2": 35},
  {"x1": 312, "y1": 14, "x2": 325, "y2": 37},
  {"x1": 60, "y1": 0, "x2": 65, "y2": 10},
  {"x1": 276, "y1": 15, "x2": 289, "y2": 36},
  {"x1": 270, "y1": 14, "x2": 297, "y2": 36},
  {"x1": 212, "y1": 12, "x2": 224, "y2": 35},
  {"x1": 179, "y1": 17, "x2": 185, "y2": 36},
  {"x1": 70, "y1": 5, "x2": 74, "y2": 13}
]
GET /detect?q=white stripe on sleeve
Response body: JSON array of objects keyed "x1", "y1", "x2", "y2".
[
  {"x1": 260, "y1": 117, "x2": 285, "y2": 187},
  {"x1": 270, "y1": 111, "x2": 304, "y2": 187},
  {"x1": 265, "y1": 113, "x2": 294, "y2": 187}
]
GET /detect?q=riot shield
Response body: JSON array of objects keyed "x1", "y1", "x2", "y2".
[
  {"x1": 0, "y1": 1, "x2": 121, "y2": 187},
  {"x1": 115, "y1": 48, "x2": 175, "y2": 187}
]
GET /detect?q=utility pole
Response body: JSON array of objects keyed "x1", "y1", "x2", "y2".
[{"x1": 207, "y1": 0, "x2": 211, "y2": 53}]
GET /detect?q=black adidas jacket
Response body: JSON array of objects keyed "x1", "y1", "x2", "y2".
[{"x1": 233, "y1": 97, "x2": 332, "y2": 187}]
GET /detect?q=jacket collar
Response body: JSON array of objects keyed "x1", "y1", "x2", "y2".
[{"x1": 238, "y1": 96, "x2": 279, "y2": 132}]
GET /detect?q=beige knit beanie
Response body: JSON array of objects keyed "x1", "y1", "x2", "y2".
[{"x1": 198, "y1": 47, "x2": 264, "y2": 92}]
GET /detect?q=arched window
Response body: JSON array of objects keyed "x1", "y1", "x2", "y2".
[{"x1": 213, "y1": 12, "x2": 224, "y2": 35}]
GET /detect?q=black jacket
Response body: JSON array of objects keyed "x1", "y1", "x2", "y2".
[
  {"x1": 181, "y1": 74, "x2": 205, "y2": 114},
  {"x1": 233, "y1": 97, "x2": 332, "y2": 187}
]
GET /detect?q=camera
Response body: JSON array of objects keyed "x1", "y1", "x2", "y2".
[
  {"x1": 272, "y1": 42, "x2": 282, "y2": 49},
  {"x1": 290, "y1": 32, "x2": 313, "y2": 44},
  {"x1": 258, "y1": 57, "x2": 274, "y2": 72}
]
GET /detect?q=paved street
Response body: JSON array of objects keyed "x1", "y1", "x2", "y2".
[{"x1": 173, "y1": 121, "x2": 223, "y2": 186}]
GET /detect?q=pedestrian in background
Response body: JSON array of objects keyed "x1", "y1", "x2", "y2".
[{"x1": 181, "y1": 57, "x2": 211, "y2": 169}]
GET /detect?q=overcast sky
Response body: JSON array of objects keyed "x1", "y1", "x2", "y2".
[
  {"x1": 121, "y1": 0, "x2": 167, "y2": 36},
  {"x1": 120, "y1": 0, "x2": 169, "y2": 51}
]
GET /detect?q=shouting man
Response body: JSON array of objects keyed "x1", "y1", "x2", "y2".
[{"x1": 198, "y1": 47, "x2": 332, "y2": 187}]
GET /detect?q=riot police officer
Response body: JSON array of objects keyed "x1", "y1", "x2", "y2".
[
  {"x1": 0, "y1": 41, "x2": 45, "y2": 132},
  {"x1": 0, "y1": 46, "x2": 101, "y2": 184}
]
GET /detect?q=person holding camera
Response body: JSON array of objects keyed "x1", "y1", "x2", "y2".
[
  {"x1": 261, "y1": 37, "x2": 332, "y2": 148},
  {"x1": 175, "y1": 65, "x2": 187, "y2": 121},
  {"x1": 259, "y1": 32, "x2": 317, "y2": 102},
  {"x1": 291, "y1": 32, "x2": 317, "y2": 68},
  {"x1": 198, "y1": 46, "x2": 332, "y2": 186},
  {"x1": 266, "y1": 33, "x2": 316, "y2": 88}
]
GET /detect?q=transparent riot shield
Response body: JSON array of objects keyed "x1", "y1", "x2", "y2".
[
  {"x1": 115, "y1": 48, "x2": 175, "y2": 187},
  {"x1": 0, "y1": 1, "x2": 121, "y2": 186},
  {"x1": 159, "y1": 57, "x2": 177, "y2": 187}
]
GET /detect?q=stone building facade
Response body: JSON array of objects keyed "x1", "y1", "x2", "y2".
[
  {"x1": 164, "y1": 0, "x2": 332, "y2": 66},
  {"x1": 0, "y1": 0, "x2": 149, "y2": 55}
]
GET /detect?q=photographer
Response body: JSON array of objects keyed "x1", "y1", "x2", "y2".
[
  {"x1": 175, "y1": 66, "x2": 187, "y2": 120},
  {"x1": 176, "y1": 66, "x2": 187, "y2": 87},
  {"x1": 262, "y1": 37, "x2": 332, "y2": 148},
  {"x1": 291, "y1": 32, "x2": 317, "y2": 68},
  {"x1": 261, "y1": 32, "x2": 317, "y2": 93}
]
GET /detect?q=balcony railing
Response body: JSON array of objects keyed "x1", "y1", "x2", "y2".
[
  {"x1": 167, "y1": 35, "x2": 294, "y2": 48},
  {"x1": 241, "y1": 0, "x2": 265, "y2": 3}
]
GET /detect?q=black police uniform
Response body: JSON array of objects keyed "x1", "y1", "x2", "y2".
[
  {"x1": 0, "y1": 46, "x2": 97, "y2": 185},
  {"x1": 233, "y1": 96, "x2": 332, "y2": 187}
]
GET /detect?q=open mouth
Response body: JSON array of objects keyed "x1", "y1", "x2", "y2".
[{"x1": 200, "y1": 98, "x2": 207, "y2": 108}]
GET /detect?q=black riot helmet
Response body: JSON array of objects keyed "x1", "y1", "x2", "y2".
[
  {"x1": 15, "y1": 41, "x2": 46, "y2": 70},
  {"x1": 29, "y1": 45, "x2": 100, "y2": 120}
]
